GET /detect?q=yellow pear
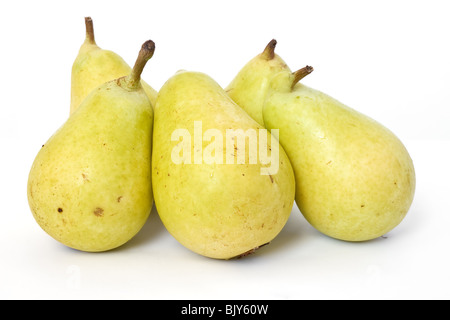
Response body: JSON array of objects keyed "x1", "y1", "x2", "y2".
[
  {"x1": 28, "y1": 41, "x2": 156, "y2": 252},
  {"x1": 225, "y1": 39, "x2": 290, "y2": 126},
  {"x1": 152, "y1": 71, "x2": 295, "y2": 259},
  {"x1": 263, "y1": 67, "x2": 416, "y2": 241},
  {"x1": 70, "y1": 17, "x2": 157, "y2": 114}
]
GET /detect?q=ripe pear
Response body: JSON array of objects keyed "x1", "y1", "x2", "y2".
[
  {"x1": 70, "y1": 17, "x2": 157, "y2": 114},
  {"x1": 27, "y1": 40, "x2": 156, "y2": 252},
  {"x1": 226, "y1": 39, "x2": 291, "y2": 126},
  {"x1": 152, "y1": 70, "x2": 295, "y2": 259},
  {"x1": 262, "y1": 67, "x2": 416, "y2": 241}
]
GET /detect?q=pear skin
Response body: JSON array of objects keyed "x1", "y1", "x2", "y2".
[
  {"x1": 70, "y1": 17, "x2": 157, "y2": 114},
  {"x1": 152, "y1": 71, "x2": 295, "y2": 259},
  {"x1": 226, "y1": 40, "x2": 290, "y2": 126},
  {"x1": 263, "y1": 68, "x2": 416, "y2": 241},
  {"x1": 28, "y1": 41, "x2": 156, "y2": 252}
]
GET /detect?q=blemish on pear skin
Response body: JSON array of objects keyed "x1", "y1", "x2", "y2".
[
  {"x1": 58, "y1": 208, "x2": 63, "y2": 213},
  {"x1": 234, "y1": 242, "x2": 270, "y2": 259},
  {"x1": 82, "y1": 173, "x2": 90, "y2": 182},
  {"x1": 117, "y1": 196, "x2": 123, "y2": 203},
  {"x1": 94, "y1": 208, "x2": 104, "y2": 217},
  {"x1": 361, "y1": 204, "x2": 365, "y2": 208},
  {"x1": 269, "y1": 174, "x2": 274, "y2": 183}
]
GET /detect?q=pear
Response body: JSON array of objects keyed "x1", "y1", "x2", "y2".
[
  {"x1": 70, "y1": 17, "x2": 157, "y2": 114},
  {"x1": 152, "y1": 71, "x2": 295, "y2": 259},
  {"x1": 262, "y1": 66, "x2": 416, "y2": 241},
  {"x1": 27, "y1": 40, "x2": 156, "y2": 252},
  {"x1": 225, "y1": 39, "x2": 291, "y2": 126}
]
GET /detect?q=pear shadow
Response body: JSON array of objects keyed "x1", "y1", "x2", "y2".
[
  {"x1": 227, "y1": 204, "x2": 312, "y2": 262},
  {"x1": 256, "y1": 213, "x2": 310, "y2": 257},
  {"x1": 114, "y1": 203, "x2": 169, "y2": 252}
]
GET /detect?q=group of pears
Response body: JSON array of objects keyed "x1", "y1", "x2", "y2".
[{"x1": 27, "y1": 18, "x2": 416, "y2": 260}]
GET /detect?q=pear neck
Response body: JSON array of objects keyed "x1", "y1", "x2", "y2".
[
  {"x1": 268, "y1": 66, "x2": 313, "y2": 93},
  {"x1": 78, "y1": 40, "x2": 100, "y2": 55},
  {"x1": 117, "y1": 76, "x2": 141, "y2": 91},
  {"x1": 269, "y1": 71, "x2": 296, "y2": 93}
]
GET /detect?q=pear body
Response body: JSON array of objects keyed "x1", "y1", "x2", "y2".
[
  {"x1": 152, "y1": 71, "x2": 295, "y2": 259},
  {"x1": 70, "y1": 37, "x2": 157, "y2": 114},
  {"x1": 263, "y1": 74, "x2": 416, "y2": 241},
  {"x1": 226, "y1": 40, "x2": 290, "y2": 126},
  {"x1": 28, "y1": 78, "x2": 154, "y2": 252}
]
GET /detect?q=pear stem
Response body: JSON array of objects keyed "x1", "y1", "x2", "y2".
[
  {"x1": 85, "y1": 17, "x2": 96, "y2": 45},
  {"x1": 261, "y1": 39, "x2": 277, "y2": 60},
  {"x1": 292, "y1": 66, "x2": 314, "y2": 89},
  {"x1": 126, "y1": 40, "x2": 156, "y2": 89}
]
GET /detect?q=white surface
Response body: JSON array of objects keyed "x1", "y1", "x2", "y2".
[{"x1": 1, "y1": 1, "x2": 450, "y2": 300}]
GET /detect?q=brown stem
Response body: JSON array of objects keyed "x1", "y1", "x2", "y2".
[
  {"x1": 126, "y1": 40, "x2": 156, "y2": 88},
  {"x1": 85, "y1": 17, "x2": 96, "y2": 45},
  {"x1": 292, "y1": 65, "x2": 314, "y2": 89},
  {"x1": 261, "y1": 39, "x2": 277, "y2": 60}
]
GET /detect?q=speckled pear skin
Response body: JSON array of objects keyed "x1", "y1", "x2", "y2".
[
  {"x1": 28, "y1": 74, "x2": 154, "y2": 252},
  {"x1": 70, "y1": 17, "x2": 157, "y2": 114},
  {"x1": 263, "y1": 71, "x2": 416, "y2": 241},
  {"x1": 226, "y1": 40, "x2": 290, "y2": 127},
  {"x1": 28, "y1": 81, "x2": 153, "y2": 252},
  {"x1": 152, "y1": 71, "x2": 295, "y2": 260}
]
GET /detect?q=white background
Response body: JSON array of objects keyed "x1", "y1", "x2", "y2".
[{"x1": 1, "y1": 0, "x2": 449, "y2": 300}]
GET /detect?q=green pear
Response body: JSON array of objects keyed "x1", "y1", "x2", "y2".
[
  {"x1": 152, "y1": 71, "x2": 295, "y2": 259},
  {"x1": 263, "y1": 67, "x2": 416, "y2": 241},
  {"x1": 70, "y1": 17, "x2": 157, "y2": 114},
  {"x1": 226, "y1": 39, "x2": 291, "y2": 126},
  {"x1": 27, "y1": 40, "x2": 156, "y2": 252}
]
